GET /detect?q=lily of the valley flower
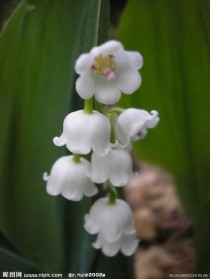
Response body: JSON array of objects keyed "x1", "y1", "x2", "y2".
[
  {"x1": 84, "y1": 198, "x2": 136, "y2": 243},
  {"x1": 115, "y1": 108, "x2": 160, "y2": 147},
  {"x1": 93, "y1": 232, "x2": 139, "y2": 257},
  {"x1": 75, "y1": 40, "x2": 143, "y2": 105},
  {"x1": 53, "y1": 110, "x2": 111, "y2": 156},
  {"x1": 44, "y1": 155, "x2": 98, "y2": 201},
  {"x1": 89, "y1": 148, "x2": 136, "y2": 186},
  {"x1": 85, "y1": 198, "x2": 139, "y2": 256}
]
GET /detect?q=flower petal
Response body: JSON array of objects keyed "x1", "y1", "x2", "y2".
[
  {"x1": 109, "y1": 149, "x2": 134, "y2": 187},
  {"x1": 125, "y1": 51, "x2": 143, "y2": 70},
  {"x1": 92, "y1": 235, "x2": 102, "y2": 249},
  {"x1": 92, "y1": 232, "x2": 138, "y2": 257},
  {"x1": 95, "y1": 77, "x2": 121, "y2": 105},
  {"x1": 90, "y1": 149, "x2": 135, "y2": 186},
  {"x1": 89, "y1": 152, "x2": 110, "y2": 183},
  {"x1": 92, "y1": 233, "x2": 120, "y2": 257},
  {"x1": 46, "y1": 180, "x2": 61, "y2": 196},
  {"x1": 43, "y1": 172, "x2": 49, "y2": 181},
  {"x1": 101, "y1": 241, "x2": 119, "y2": 257},
  {"x1": 120, "y1": 233, "x2": 139, "y2": 256},
  {"x1": 76, "y1": 72, "x2": 95, "y2": 99},
  {"x1": 130, "y1": 122, "x2": 146, "y2": 137},
  {"x1": 115, "y1": 124, "x2": 130, "y2": 147},
  {"x1": 53, "y1": 133, "x2": 66, "y2": 146},
  {"x1": 99, "y1": 199, "x2": 133, "y2": 242},
  {"x1": 75, "y1": 53, "x2": 93, "y2": 74},
  {"x1": 62, "y1": 191, "x2": 83, "y2": 201},
  {"x1": 91, "y1": 40, "x2": 123, "y2": 56},
  {"x1": 84, "y1": 214, "x2": 99, "y2": 235},
  {"x1": 84, "y1": 180, "x2": 98, "y2": 197},
  {"x1": 147, "y1": 110, "x2": 160, "y2": 128},
  {"x1": 89, "y1": 111, "x2": 111, "y2": 155},
  {"x1": 117, "y1": 68, "x2": 141, "y2": 94},
  {"x1": 100, "y1": 210, "x2": 122, "y2": 242}
]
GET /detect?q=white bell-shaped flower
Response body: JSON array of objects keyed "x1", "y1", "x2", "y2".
[
  {"x1": 115, "y1": 108, "x2": 159, "y2": 147},
  {"x1": 43, "y1": 155, "x2": 98, "y2": 201},
  {"x1": 75, "y1": 40, "x2": 143, "y2": 105},
  {"x1": 53, "y1": 110, "x2": 111, "y2": 156},
  {"x1": 84, "y1": 198, "x2": 135, "y2": 243},
  {"x1": 92, "y1": 232, "x2": 139, "y2": 257},
  {"x1": 89, "y1": 148, "x2": 136, "y2": 187}
]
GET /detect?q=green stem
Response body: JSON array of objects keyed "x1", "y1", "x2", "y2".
[
  {"x1": 107, "y1": 107, "x2": 125, "y2": 115},
  {"x1": 108, "y1": 112, "x2": 117, "y2": 144},
  {"x1": 108, "y1": 184, "x2": 118, "y2": 204},
  {"x1": 83, "y1": 98, "x2": 93, "y2": 114},
  {"x1": 72, "y1": 154, "x2": 80, "y2": 163}
]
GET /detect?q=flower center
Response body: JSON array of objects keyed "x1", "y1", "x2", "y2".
[{"x1": 91, "y1": 54, "x2": 116, "y2": 80}]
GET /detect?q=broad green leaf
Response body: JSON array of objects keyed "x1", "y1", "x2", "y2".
[
  {"x1": 117, "y1": 0, "x2": 210, "y2": 272},
  {"x1": 118, "y1": 0, "x2": 210, "y2": 217},
  {"x1": 0, "y1": 247, "x2": 41, "y2": 273},
  {"x1": 0, "y1": 229, "x2": 41, "y2": 272},
  {"x1": 64, "y1": 200, "x2": 96, "y2": 273},
  {"x1": 0, "y1": 0, "x2": 109, "y2": 272}
]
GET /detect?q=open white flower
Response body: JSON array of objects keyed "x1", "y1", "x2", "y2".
[
  {"x1": 93, "y1": 232, "x2": 139, "y2": 257},
  {"x1": 89, "y1": 148, "x2": 136, "y2": 186},
  {"x1": 84, "y1": 198, "x2": 135, "y2": 243},
  {"x1": 43, "y1": 155, "x2": 98, "y2": 201},
  {"x1": 115, "y1": 108, "x2": 159, "y2": 147},
  {"x1": 53, "y1": 110, "x2": 111, "y2": 156},
  {"x1": 75, "y1": 40, "x2": 143, "y2": 105}
]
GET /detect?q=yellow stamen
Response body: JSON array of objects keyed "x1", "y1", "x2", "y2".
[{"x1": 92, "y1": 54, "x2": 116, "y2": 79}]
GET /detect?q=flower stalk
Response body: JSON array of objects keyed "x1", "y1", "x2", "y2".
[
  {"x1": 107, "y1": 112, "x2": 117, "y2": 144},
  {"x1": 84, "y1": 98, "x2": 93, "y2": 114},
  {"x1": 107, "y1": 107, "x2": 125, "y2": 115},
  {"x1": 108, "y1": 184, "x2": 118, "y2": 204},
  {"x1": 72, "y1": 154, "x2": 80, "y2": 163}
]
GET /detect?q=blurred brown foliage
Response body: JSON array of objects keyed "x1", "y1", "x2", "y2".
[{"x1": 126, "y1": 162, "x2": 194, "y2": 279}]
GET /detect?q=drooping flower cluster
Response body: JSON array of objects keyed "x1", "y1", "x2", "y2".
[{"x1": 44, "y1": 40, "x2": 159, "y2": 257}]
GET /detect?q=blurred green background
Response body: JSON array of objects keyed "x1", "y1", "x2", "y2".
[{"x1": 0, "y1": 0, "x2": 210, "y2": 277}]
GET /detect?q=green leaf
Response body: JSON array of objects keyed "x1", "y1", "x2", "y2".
[
  {"x1": 195, "y1": 197, "x2": 210, "y2": 273},
  {"x1": 0, "y1": 0, "x2": 109, "y2": 272},
  {"x1": 64, "y1": 200, "x2": 96, "y2": 273},
  {"x1": 117, "y1": 0, "x2": 210, "y2": 272},
  {"x1": 0, "y1": 229, "x2": 41, "y2": 272},
  {"x1": 0, "y1": 247, "x2": 41, "y2": 273},
  {"x1": 118, "y1": 0, "x2": 210, "y2": 217}
]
